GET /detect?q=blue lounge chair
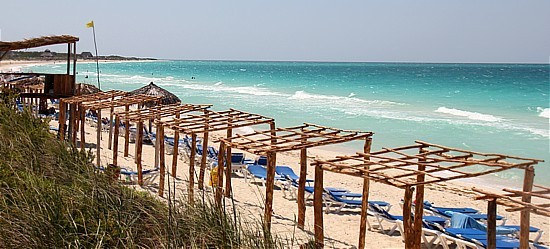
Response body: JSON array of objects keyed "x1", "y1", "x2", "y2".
[
  {"x1": 324, "y1": 189, "x2": 392, "y2": 214},
  {"x1": 368, "y1": 203, "x2": 446, "y2": 237},
  {"x1": 244, "y1": 164, "x2": 285, "y2": 187},
  {"x1": 229, "y1": 152, "x2": 246, "y2": 172},
  {"x1": 256, "y1": 156, "x2": 268, "y2": 166},
  {"x1": 119, "y1": 167, "x2": 160, "y2": 186}
]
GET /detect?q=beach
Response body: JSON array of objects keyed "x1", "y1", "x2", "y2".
[
  {"x1": 9, "y1": 59, "x2": 549, "y2": 247},
  {"x1": 46, "y1": 107, "x2": 549, "y2": 248}
]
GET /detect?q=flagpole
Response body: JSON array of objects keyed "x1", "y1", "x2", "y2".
[{"x1": 91, "y1": 24, "x2": 101, "y2": 90}]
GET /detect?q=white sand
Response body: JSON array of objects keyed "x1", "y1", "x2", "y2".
[{"x1": 50, "y1": 110, "x2": 549, "y2": 248}]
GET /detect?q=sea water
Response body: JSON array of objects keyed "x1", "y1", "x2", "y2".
[{"x1": 30, "y1": 61, "x2": 550, "y2": 185}]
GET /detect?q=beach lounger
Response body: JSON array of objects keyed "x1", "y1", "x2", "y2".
[
  {"x1": 229, "y1": 152, "x2": 247, "y2": 172},
  {"x1": 323, "y1": 189, "x2": 392, "y2": 214},
  {"x1": 119, "y1": 167, "x2": 160, "y2": 186},
  {"x1": 244, "y1": 164, "x2": 285, "y2": 187},
  {"x1": 256, "y1": 156, "x2": 268, "y2": 166},
  {"x1": 423, "y1": 201, "x2": 507, "y2": 225},
  {"x1": 368, "y1": 204, "x2": 447, "y2": 238}
]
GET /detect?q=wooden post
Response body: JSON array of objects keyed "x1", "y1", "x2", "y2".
[
  {"x1": 313, "y1": 162, "x2": 324, "y2": 248},
  {"x1": 69, "y1": 103, "x2": 75, "y2": 142},
  {"x1": 216, "y1": 142, "x2": 226, "y2": 205},
  {"x1": 108, "y1": 106, "x2": 114, "y2": 150},
  {"x1": 297, "y1": 132, "x2": 307, "y2": 229},
  {"x1": 124, "y1": 105, "x2": 130, "y2": 157},
  {"x1": 188, "y1": 133, "x2": 197, "y2": 200},
  {"x1": 154, "y1": 123, "x2": 160, "y2": 168},
  {"x1": 520, "y1": 166, "x2": 535, "y2": 249},
  {"x1": 171, "y1": 114, "x2": 180, "y2": 177},
  {"x1": 113, "y1": 115, "x2": 120, "y2": 166},
  {"x1": 158, "y1": 124, "x2": 165, "y2": 197},
  {"x1": 80, "y1": 105, "x2": 86, "y2": 150},
  {"x1": 96, "y1": 109, "x2": 102, "y2": 167},
  {"x1": 59, "y1": 100, "x2": 66, "y2": 140},
  {"x1": 264, "y1": 151, "x2": 277, "y2": 232},
  {"x1": 411, "y1": 153, "x2": 427, "y2": 249},
  {"x1": 224, "y1": 126, "x2": 232, "y2": 198},
  {"x1": 487, "y1": 198, "x2": 497, "y2": 249},
  {"x1": 136, "y1": 121, "x2": 144, "y2": 186},
  {"x1": 71, "y1": 104, "x2": 78, "y2": 144},
  {"x1": 198, "y1": 130, "x2": 209, "y2": 190},
  {"x1": 402, "y1": 186, "x2": 414, "y2": 249},
  {"x1": 358, "y1": 137, "x2": 372, "y2": 249}
]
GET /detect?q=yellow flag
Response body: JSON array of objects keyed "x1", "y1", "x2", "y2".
[{"x1": 86, "y1": 21, "x2": 94, "y2": 28}]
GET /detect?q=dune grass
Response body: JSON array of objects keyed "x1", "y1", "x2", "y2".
[{"x1": 0, "y1": 98, "x2": 313, "y2": 248}]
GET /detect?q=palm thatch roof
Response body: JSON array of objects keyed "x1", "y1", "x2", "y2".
[
  {"x1": 129, "y1": 82, "x2": 181, "y2": 106},
  {"x1": 77, "y1": 83, "x2": 102, "y2": 95},
  {"x1": 0, "y1": 35, "x2": 79, "y2": 52}
]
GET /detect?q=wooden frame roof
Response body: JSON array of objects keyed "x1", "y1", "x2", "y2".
[
  {"x1": 115, "y1": 103, "x2": 212, "y2": 122},
  {"x1": 473, "y1": 185, "x2": 550, "y2": 217},
  {"x1": 312, "y1": 140, "x2": 543, "y2": 188},
  {"x1": 62, "y1": 90, "x2": 127, "y2": 104},
  {"x1": 80, "y1": 94, "x2": 162, "y2": 110},
  {"x1": 219, "y1": 123, "x2": 373, "y2": 155},
  {"x1": 158, "y1": 108, "x2": 274, "y2": 134},
  {"x1": 0, "y1": 35, "x2": 79, "y2": 52}
]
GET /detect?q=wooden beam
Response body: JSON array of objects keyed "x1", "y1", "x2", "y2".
[
  {"x1": 59, "y1": 100, "x2": 66, "y2": 140},
  {"x1": 216, "y1": 142, "x2": 226, "y2": 206},
  {"x1": 411, "y1": 149, "x2": 427, "y2": 249},
  {"x1": 198, "y1": 130, "x2": 209, "y2": 190},
  {"x1": 158, "y1": 124, "x2": 165, "y2": 197},
  {"x1": 297, "y1": 130, "x2": 307, "y2": 229},
  {"x1": 487, "y1": 198, "x2": 497, "y2": 249},
  {"x1": 358, "y1": 137, "x2": 372, "y2": 249},
  {"x1": 520, "y1": 166, "x2": 534, "y2": 249},
  {"x1": 188, "y1": 133, "x2": 197, "y2": 201},
  {"x1": 403, "y1": 186, "x2": 414, "y2": 249},
  {"x1": 108, "y1": 106, "x2": 114, "y2": 149},
  {"x1": 124, "y1": 105, "x2": 130, "y2": 157},
  {"x1": 136, "y1": 121, "x2": 144, "y2": 186},
  {"x1": 113, "y1": 115, "x2": 120, "y2": 166},
  {"x1": 71, "y1": 103, "x2": 78, "y2": 144},
  {"x1": 80, "y1": 105, "x2": 86, "y2": 150},
  {"x1": 314, "y1": 162, "x2": 324, "y2": 248},
  {"x1": 96, "y1": 109, "x2": 102, "y2": 167},
  {"x1": 264, "y1": 151, "x2": 277, "y2": 232},
  {"x1": 224, "y1": 126, "x2": 232, "y2": 198},
  {"x1": 171, "y1": 113, "x2": 180, "y2": 177}
]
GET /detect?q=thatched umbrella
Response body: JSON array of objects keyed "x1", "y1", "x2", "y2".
[
  {"x1": 130, "y1": 82, "x2": 181, "y2": 106},
  {"x1": 77, "y1": 83, "x2": 102, "y2": 95}
]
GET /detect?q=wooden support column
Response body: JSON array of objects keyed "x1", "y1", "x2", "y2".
[
  {"x1": 198, "y1": 129, "x2": 209, "y2": 190},
  {"x1": 410, "y1": 153, "x2": 427, "y2": 249},
  {"x1": 402, "y1": 186, "x2": 414, "y2": 249},
  {"x1": 96, "y1": 109, "x2": 102, "y2": 167},
  {"x1": 216, "y1": 142, "x2": 226, "y2": 206},
  {"x1": 123, "y1": 105, "x2": 130, "y2": 157},
  {"x1": 136, "y1": 121, "x2": 144, "y2": 186},
  {"x1": 313, "y1": 163, "x2": 324, "y2": 248},
  {"x1": 80, "y1": 105, "x2": 86, "y2": 150},
  {"x1": 264, "y1": 151, "x2": 277, "y2": 232},
  {"x1": 158, "y1": 124, "x2": 166, "y2": 197},
  {"x1": 108, "y1": 106, "x2": 114, "y2": 150},
  {"x1": 487, "y1": 198, "x2": 497, "y2": 249},
  {"x1": 297, "y1": 132, "x2": 307, "y2": 229},
  {"x1": 71, "y1": 104, "x2": 78, "y2": 144},
  {"x1": 520, "y1": 166, "x2": 535, "y2": 249},
  {"x1": 224, "y1": 125, "x2": 232, "y2": 198},
  {"x1": 358, "y1": 137, "x2": 372, "y2": 249},
  {"x1": 59, "y1": 100, "x2": 67, "y2": 140},
  {"x1": 171, "y1": 113, "x2": 180, "y2": 177},
  {"x1": 188, "y1": 133, "x2": 197, "y2": 200},
  {"x1": 112, "y1": 115, "x2": 120, "y2": 166},
  {"x1": 69, "y1": 103, "x2": 75, "y2": 142},
  {"x1": 154, "y1": 123, "x2": 160, "y2": 168}
]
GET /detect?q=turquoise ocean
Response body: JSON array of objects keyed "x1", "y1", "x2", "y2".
[{"x1": 30, "y1": 61, "x2": 550, "y2": 185}]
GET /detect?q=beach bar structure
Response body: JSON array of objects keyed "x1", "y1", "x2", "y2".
[
  {"x1": 311, "y1": 141, "x2": 543, "y2": 249},
  {"x1": 60, "y1": 91, "x2": 161, "y2": 167},
  {"x1": 113, "y1": 103, "x2": 212, "y2": 187},
  {"x1": 1, "y1": 35, "x2": 79, "y2": 107},
  {"x1": 473, "y1": 184, "x2": 550, "y2": 249},
  {"x1": 157, "y1": 109, "x2": 274, "y2": 198},
  {"x1": 218, "y1": 123, "x2": 373, "y2": 232}
]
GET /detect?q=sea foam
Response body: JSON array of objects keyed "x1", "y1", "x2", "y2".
[
  {"x1": 435, "y1": 107, "x2": 502, "y2": 122},
  {"x1": 289, "y1": 91, "x2": 404, "y2": 106},
  {"x1": 537, "y1": 107, "x2": 550, "y2": 118}
]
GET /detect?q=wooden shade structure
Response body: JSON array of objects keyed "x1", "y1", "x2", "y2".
[
  {"x1": 219, "y1": 123, "x2": 373, "y2": 232},
  {"x1": 60, "y1": 91, "x2": 161, "y2": 169},
  {"x1": 473, "y1": 184, "x2": 549, "y2": 249},
  {"x1": 158, "y1": 109, "x2": 274, "y2": 198},
  {"x1": 311, "y1": 141, "x2": 543, "y2": 249},
  {"x1": 113, "y1": 103, "x2": 212, "y2": 188}
]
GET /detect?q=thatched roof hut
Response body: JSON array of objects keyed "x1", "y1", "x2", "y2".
[
  {"x1": 130, "y1": 82, "x2": 181, "y2": 106},
  {"x1": 77, "y1": 83, "x2": 102, "y2": 95}
]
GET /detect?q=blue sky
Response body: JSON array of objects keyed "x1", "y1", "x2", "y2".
[{"x1": 1, "y1": 0, "x2": 549, "y2": 63}]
